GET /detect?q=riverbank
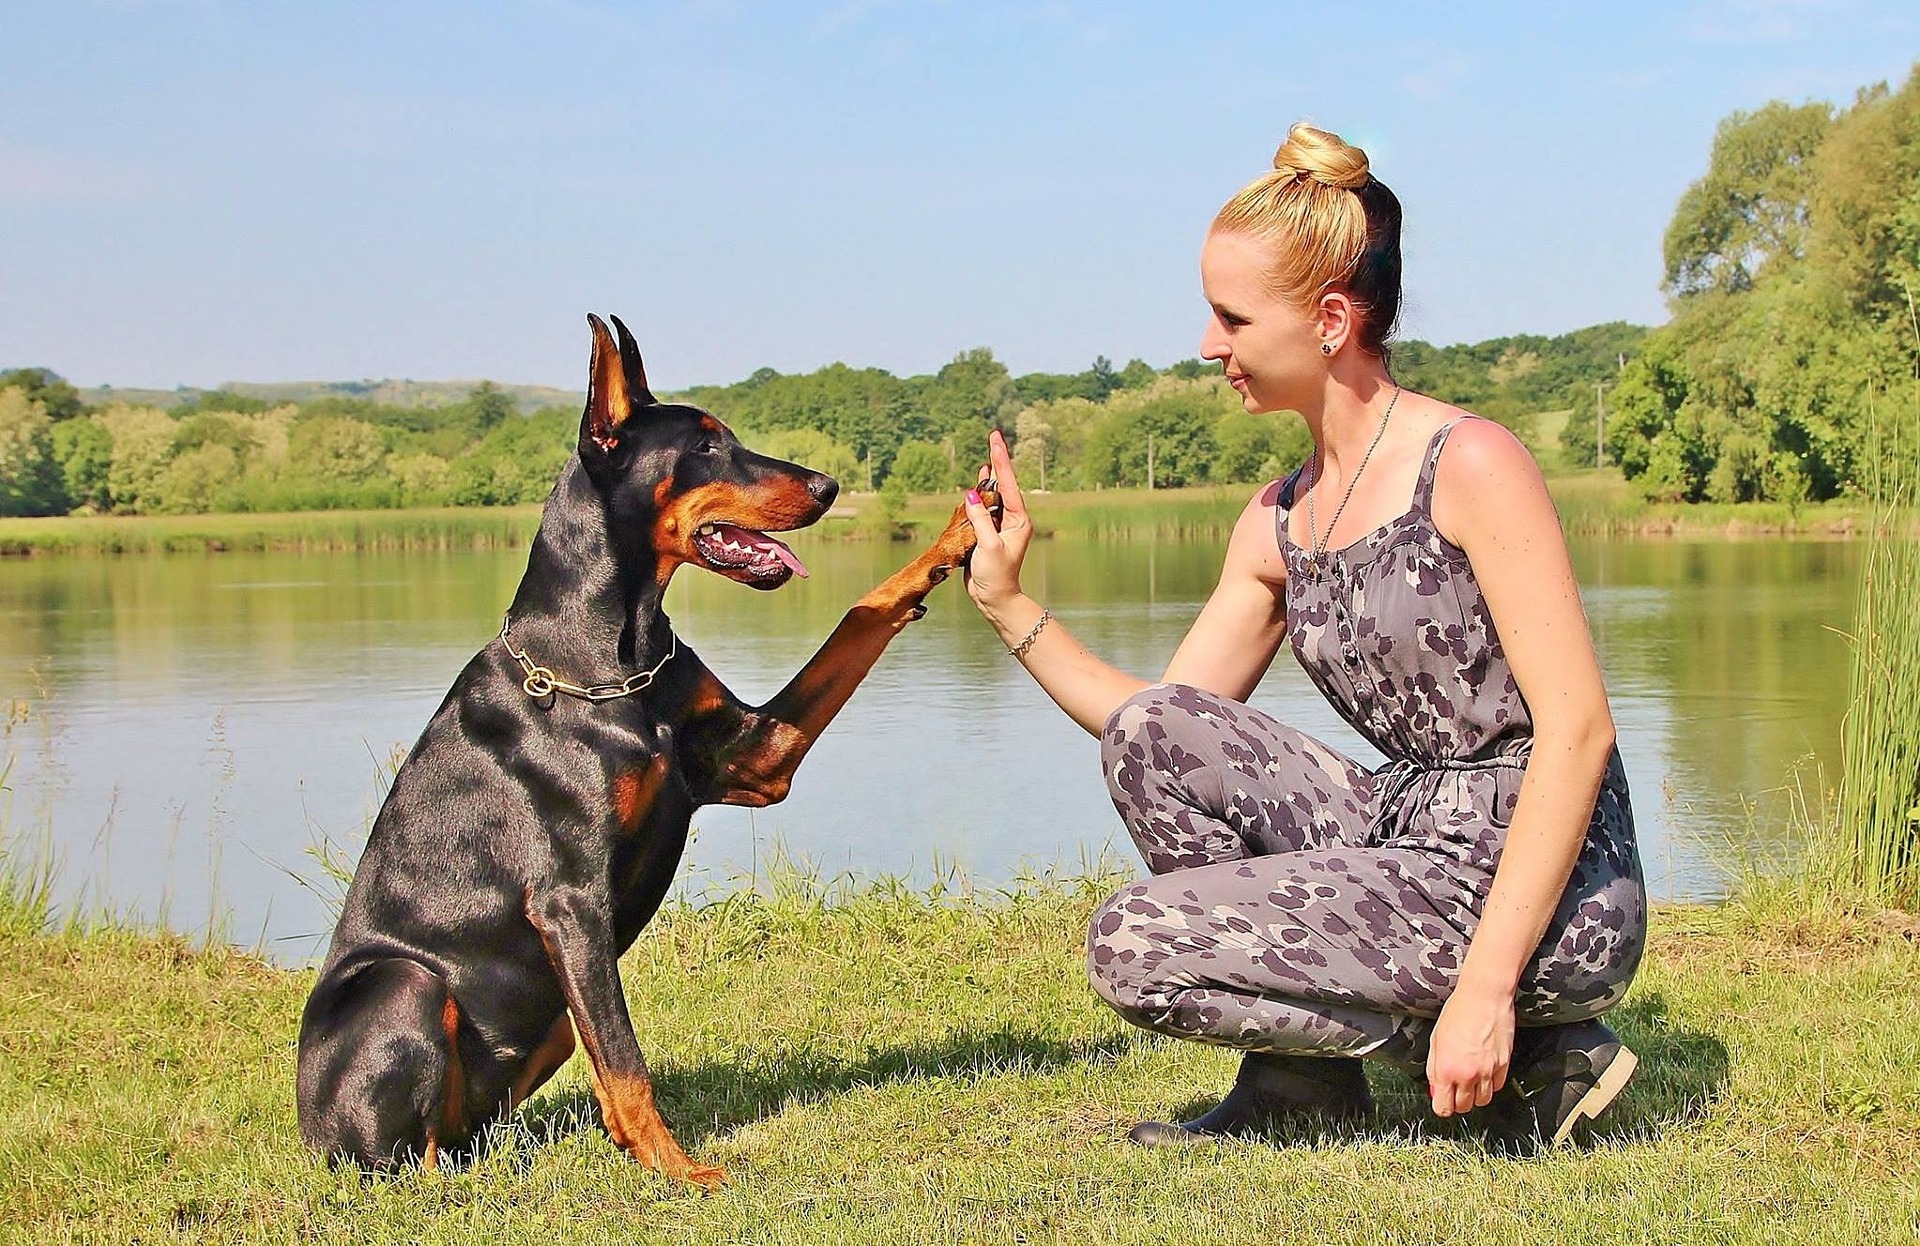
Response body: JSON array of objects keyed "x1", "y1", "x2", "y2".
[
  {"x1": 4, "y1": 877, "x2": 1916, "y2": 1244},
  {"x1": 0, "y1": 472, "x2": 1879, "y2": 557}
]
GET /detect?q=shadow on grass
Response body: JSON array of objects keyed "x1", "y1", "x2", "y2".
[
  {"x1": 515, "y1": 1023, "x2": 1150, "y2": 1153},
  {"x1": 508, "y1": 993, "x2": 1729, "y2": 1162}
]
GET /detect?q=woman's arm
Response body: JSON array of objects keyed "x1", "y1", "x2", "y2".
[
  {"x1": 962, "y1": 431, "x2": 1290, "y2": 735},
  {"x1": 1423, "y1": 418, "x2": 1619, "y2": 1117}
]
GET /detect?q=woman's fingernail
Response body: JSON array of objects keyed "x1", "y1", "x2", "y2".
[{"x1": 966, "y1": 489, "x2": 982, "y2": 505}]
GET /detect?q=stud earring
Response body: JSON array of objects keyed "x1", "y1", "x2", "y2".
[{"x1": 1321, "y1": 343, "x2": 1334, "y2": 356}]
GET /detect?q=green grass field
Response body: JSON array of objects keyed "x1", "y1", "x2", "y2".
[{"x1": 5, "y1": 873, "x2": 1917, "y2": 1244}]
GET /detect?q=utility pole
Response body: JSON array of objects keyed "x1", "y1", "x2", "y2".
[
  {"x1": 1146, "y1": 432, "x2": 1155, "y2": 491},
  {"x1": 1595, "y1": 383, "x2": 1605, "y2": 467}
]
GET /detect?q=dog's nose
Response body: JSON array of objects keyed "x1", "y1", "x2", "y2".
[{"x1": 808, "y1": 474, "x2": 839, "y2": 507}]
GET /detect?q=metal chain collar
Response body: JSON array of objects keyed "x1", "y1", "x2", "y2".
[{"x1": 499, "y1": 614, "x2": 677, "y2": 703}]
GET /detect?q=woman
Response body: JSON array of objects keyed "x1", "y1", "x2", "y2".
[{"x1": 958, "y1": 124, "x2": 1646, "y2": 1151}]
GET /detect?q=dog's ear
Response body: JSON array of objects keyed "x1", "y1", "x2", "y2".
[
  {"x1": 608, "y1": 314, "x2": 656, "y2": 408},
  {"x1": 583, "y1": 313, "x2": 636, "y2": 452}
]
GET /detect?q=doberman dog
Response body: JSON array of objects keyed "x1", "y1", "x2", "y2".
[{"x1": 297, "y1": 314, "x2": 994, "y2": 1187}]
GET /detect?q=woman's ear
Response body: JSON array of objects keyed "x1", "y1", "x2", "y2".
[{"x1": 1317, "y1": 290, "x2": 1356, "y2": 356}]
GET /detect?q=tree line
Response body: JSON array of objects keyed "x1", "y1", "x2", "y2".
[
  {"x1": 2, "y1": 326, "x2": 1649, "y2": 520},
  {"x1": 1605, "y1": 63, "x2": 1920, "y2": 503}
]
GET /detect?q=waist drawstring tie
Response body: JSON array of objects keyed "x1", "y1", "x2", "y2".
[{"x1": 1372, "y1": 747, "x2": 1532, "y2": 827}]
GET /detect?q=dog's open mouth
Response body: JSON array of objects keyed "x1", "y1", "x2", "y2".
[{"x1": 693, "y1": 522, "x2": 809, "y2": 587}]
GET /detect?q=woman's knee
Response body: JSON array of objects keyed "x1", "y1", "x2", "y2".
[
  {"x1": 1100, "y1": 682, "x2": 1237, "y2": 808},
  {"x1": 1100, "y1": 684, "x2": 1175, "y2": 767},
  {"x1": 1085, "y1": 881, "x2": 1166, "y2": 1017}
]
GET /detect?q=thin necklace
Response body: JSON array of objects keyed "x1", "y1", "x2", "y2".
[{"x1": 1305, "y1": 384, "x2": 1402, "y2": 577}]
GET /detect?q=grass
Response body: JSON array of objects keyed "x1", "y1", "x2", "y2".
[
  {"x1": 1776, "y1": 413, "x2": 1920, "y2": 911},
  {"x1": 3, "y1": 866, "x2": 1918, "y2": 1244}
]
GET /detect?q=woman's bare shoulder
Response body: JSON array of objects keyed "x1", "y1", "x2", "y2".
[
  {"x1": 1439, "y1": 414, "x2": 1544, "y2": 481},
  {"x1": 1224, "y1": 480, "x2": 1291, "y2": 586},
  {"x1": 1428, "y1": 412, "x2": 1554, "y2": 548}
]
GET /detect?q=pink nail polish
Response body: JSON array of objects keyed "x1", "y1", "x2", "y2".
[{"x1": 967, "y1": 489, "x2": 982, "y2": 505}]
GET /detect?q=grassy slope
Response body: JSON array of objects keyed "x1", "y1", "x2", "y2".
[{"x1": 5, "y1": 884, "x2": 1917, "y2": 1245}]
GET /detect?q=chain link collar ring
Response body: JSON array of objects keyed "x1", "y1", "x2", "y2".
[{"x1": 499, "y1": 615, "x2": 677, "y2": 703}]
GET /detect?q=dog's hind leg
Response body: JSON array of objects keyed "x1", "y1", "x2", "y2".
[
  {"x1": 525, "y1": 886, "x2": 726, "y2": 1189},
  {"x1": 297, "y1": 957, "x2": 468, "y2": 1170}
]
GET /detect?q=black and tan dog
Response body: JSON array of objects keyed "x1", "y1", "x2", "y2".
[{"x1": 297, "y1": 314, "x2": 991, "y2": 1186}]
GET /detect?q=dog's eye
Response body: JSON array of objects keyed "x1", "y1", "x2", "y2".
[{"x1": 700, "y1": 438, "x2": 726, "y2": 456}]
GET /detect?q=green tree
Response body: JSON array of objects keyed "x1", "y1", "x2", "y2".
[
  {"x1": 51, "y1": 418, "x2": 113, "y2": 511},
  {"x1": 388, "y1": 452, "x2": 453, "y2": 504},
  {"x1": 1083, "y1": 380, "x2": 1234, "y2": 488},
  {"x1": 154, "y1": 443, "x2": 242, "y2": 514},
  {"x1": 173, "y1": 412, "x2": 259, "y2": 460},
  {"x1": 917, "y1": 348, "x2": 1021, "y2": 437},
  {"x1": 756, "y1": 428, "x2": 861, "y2": 485},
  {"x1": 887, "y1": 441, "x2": 955, "y2": 494},
  {"x1": 1212, "y1": 411, "x2": 1312, "y2": 484},
  {"x1": 450, "y1": 410, "x2": 573, "y2": 505},
  {"x1": 1012, "y1": 407, "x2": 1052, "y2": 490},
  {"x1": 0, "y1": 388, "x2": 67, "y2": 515},
  {"x1": 288, "y1": 417, "x2": 385, "y2": 484},
  {"x1": 465, "y1": 381, "x2": 515, "y2": 433},
  {"x1": 1115, "y1": 358, "x2": 1157, "y2": 390},
  {"x1": 1609, "y1": 66, "x2": 1920, "y2": 503},
  {"x1": 1663, "y1": 101, "x2": 1834, "y2": 298},
  {"x1": 0, "y1": 367, "x2": 87, "y2": 422},
  {"x1": 98, "y1": 404, "x2": 178, "y2": 513},
  {"x1": 183, "y1": 389, "x2": 269, "y2": 416}
]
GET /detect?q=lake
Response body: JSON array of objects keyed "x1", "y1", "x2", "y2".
[{"x1": 0, "y1": 530, "x2": 1859, "y2": 962}]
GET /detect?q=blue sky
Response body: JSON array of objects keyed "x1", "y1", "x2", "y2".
[{"x1": 3, "y1": 1, "x2": 1914, "y2": 392}]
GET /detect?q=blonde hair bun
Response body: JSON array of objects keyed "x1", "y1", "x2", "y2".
[
  {"x1": 1272, "y1": 123, "x2": 1370, "y2": 190},
  {"x1": 1212, "y1": 120, "x2": 1403, "y2": 361}
]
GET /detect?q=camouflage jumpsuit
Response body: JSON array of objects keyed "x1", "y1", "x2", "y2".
[{"x1": 1087, "y1": 420, "x2": 1645, "y2": 1063}]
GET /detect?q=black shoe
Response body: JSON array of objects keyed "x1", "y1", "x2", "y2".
[
  {"x1": 1482, "y1": 1019, "x2": 1639, "y2": 1154},
  {"x1": 1128, "y1": 1052, "x2": 1373, "y2": 1146}
]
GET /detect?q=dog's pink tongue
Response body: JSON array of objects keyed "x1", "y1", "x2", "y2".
[{"x1": 770, "y1": 538, "x2": 809, "y2": 578}]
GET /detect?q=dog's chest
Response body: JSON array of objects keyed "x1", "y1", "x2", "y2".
[{"x1": 609, "y1": 750, "x2": 675, "y2": 836}]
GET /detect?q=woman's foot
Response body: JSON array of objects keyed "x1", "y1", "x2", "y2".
[
  {"x1": 1481, "y1": 1019, "x2": 1638, "y2": 1153},
  {"x1": 1128, "y1": 1052, "x2": 1373, "y2": 1146}
]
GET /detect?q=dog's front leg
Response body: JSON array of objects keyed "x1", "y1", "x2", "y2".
[
  {"x1": 524, "y1": 884, "x2": 725, "y2": 1189},
  {"x1": 710, "y1": 494, "x2": 993, "y2": 803}
]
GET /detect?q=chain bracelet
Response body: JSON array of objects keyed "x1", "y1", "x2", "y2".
[{"x1": 1008, "y1": 608, "x2": 1052, "y2": 659}]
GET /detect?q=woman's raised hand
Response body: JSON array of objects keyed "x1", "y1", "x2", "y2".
[{"x1": 962, "y1": 429, "x2": 1033, "y2": 619}]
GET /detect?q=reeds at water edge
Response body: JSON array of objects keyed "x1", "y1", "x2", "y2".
[{"x1": 1819, "y1": 411, "x2": 1920, "y2": 908}]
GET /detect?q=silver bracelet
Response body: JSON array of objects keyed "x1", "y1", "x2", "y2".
[{"x1": 1008, "y1": 608, "x2": 1052, "y2": 658}]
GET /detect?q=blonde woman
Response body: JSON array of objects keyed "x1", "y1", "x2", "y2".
[{"x1": 960, "y1": 124, "x2": 1645, "y2": 1151}]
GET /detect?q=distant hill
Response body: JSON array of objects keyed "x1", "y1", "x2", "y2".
[{"x1": 74, "y1": 378, "x2": 584, "y2": 414}]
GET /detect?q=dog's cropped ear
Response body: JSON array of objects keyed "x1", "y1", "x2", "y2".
[
  {"x1": 608, "y1": 314, "x2": 656, "y2": 409},
  {"x1": 583, "y1": 313, "x2": 638, "y2": 452}
]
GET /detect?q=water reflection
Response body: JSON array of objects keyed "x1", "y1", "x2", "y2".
[{"x1": 0, "y1": 531, "x2": 1859, "y2": 961}]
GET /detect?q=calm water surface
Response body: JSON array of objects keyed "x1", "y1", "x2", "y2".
[{"x1": 0, "y1": 532, "x2": 1859, "y2": 961}]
